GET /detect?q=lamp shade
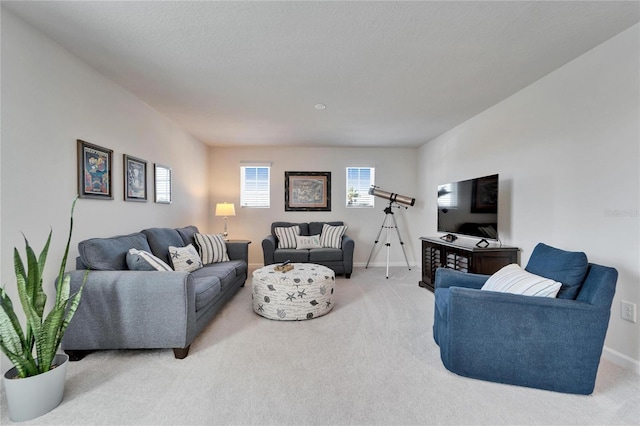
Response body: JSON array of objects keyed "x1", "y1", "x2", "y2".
[{"x1": 215, "y1": 203, "x2": 236, "y2": 217}]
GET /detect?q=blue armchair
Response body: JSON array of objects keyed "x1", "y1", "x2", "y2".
[{"x1": 433, "y1": 243, "x2": 617, "y2": 394}]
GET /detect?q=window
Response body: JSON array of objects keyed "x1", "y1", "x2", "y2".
[
  {"x1": 241, "y1": 165, "x2": 270, "y2": 208},
  {"x1": 346, "y1": 167, "x2": 375, "y2": 208}
]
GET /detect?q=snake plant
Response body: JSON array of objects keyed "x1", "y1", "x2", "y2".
[{"x1": 0, "y1": 199, "x2": 85, "y2": 378}]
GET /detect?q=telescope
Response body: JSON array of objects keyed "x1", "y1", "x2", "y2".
[
  {"x1": 366, "y1": 185, "x2": 414, "y2": 278},
  {"x1": 368, "y1": 186, "x2": 415, "y2": 207}
]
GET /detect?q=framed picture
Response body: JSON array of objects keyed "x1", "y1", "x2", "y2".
[
  {"x1": 154, "y1": 163, "x2": 172, "y2": 204},
  {"x1": 285, "y1": 171, "x2": 331, "y2": 211},
  {"x1": 123, "y1": 154, "x2": 147, "y2": 202},
  {"x1": 77, "y1": 140, "x2": 113, "y2": 200},
  {"x1": 471, "y1": 175, "x2": 498, "y2": 213}
]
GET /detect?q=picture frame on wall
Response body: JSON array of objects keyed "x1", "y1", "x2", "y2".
[
  {"x1": 77, "y1": 139, "x2": 113, "y2": 200},
  {"x1": 154, "y1": 163, "x2": 172, "y2": 204},
  {"x1": 123, "y1": 154, "x2": 147, "y2": 202},
  {"x1": 285, "y1": 171, "x2": 331, "y2": 211}
]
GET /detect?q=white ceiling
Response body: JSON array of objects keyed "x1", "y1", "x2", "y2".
[{"x1": 3, "y1": 1, "x2": 639, "y2": 148}]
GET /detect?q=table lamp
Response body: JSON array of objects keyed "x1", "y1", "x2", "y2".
[{"x1": 215, "y1": 202, "x2": 236, "y2": 240}]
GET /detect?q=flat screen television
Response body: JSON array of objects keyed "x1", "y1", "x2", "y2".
[{"x1": 437, "y1": 174, "x2": 499, "y2": 241}]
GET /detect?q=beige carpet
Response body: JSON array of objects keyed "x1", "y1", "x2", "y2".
[{"x1": 1, "y1": 266, "x2": 639, "y2": 425}]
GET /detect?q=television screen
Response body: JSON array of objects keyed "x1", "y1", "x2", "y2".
[{"x1": 437, "y1": 174, "x2": 499, "y2": 240}]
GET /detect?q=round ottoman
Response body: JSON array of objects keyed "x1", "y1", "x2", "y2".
[{"x1": 252, "y1": 263, "x2": 335, "y2": 320}]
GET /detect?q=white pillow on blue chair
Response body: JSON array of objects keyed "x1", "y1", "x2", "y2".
[{"x1": 481, "y1": 264, "x2": 562, "y2": 298}]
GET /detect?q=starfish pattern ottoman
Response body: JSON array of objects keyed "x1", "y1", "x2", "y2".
[{"x1": 252, "y1": 263, "x2": 335, "y2": 320}]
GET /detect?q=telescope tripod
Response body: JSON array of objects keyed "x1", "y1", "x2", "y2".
[{"x1": 365, "y1": 202, "x2": 411, "y2": 279}]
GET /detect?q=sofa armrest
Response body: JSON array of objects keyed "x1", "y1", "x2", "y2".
[
  {"x1": 434, "y1": 268, "x2": 489, "y2": 290},
  {"x1": 226, "y1": 241, "x2": 249, "y2": 263},
  {"x1": 262, "y1": 235, "x2": 277, "y2": 265},
  {"x1": 342, "y1": 235, "x2": 355, "y2": 275},
  {"x1": 62, "y1": 270, "x2": 196, "y2": 351}
]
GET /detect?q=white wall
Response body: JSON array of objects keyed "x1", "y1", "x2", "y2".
[
  {"x1": 208, "y1": 146, "x2": 420, "y2": 268},
  {"x1": 418, "y1": 24, "x2": 640, "y2": 370},
  {"x1": 1, "y1": 11, "x2": 209, "y2": 370}
]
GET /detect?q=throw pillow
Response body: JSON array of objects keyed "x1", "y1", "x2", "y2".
[
  {"x1": 194, "y1": 233, "x2": 229, "y2": 264},
  {"x1": 481, "y1": 264, "x2": 562, "y2": 298},
  {"x1": 295, "y1": 234, "x2": 321, "y2": 250},
  {"x1": 274, "y1": 225, "x2": 300, "y2": 249},
  {"x1": 320, "y1": 224, "x2": 347, "y2": 249},
  {"x1": 126, "y1": 248, "x2": 173, "y2": 271},
  {"x1": 168, "y1": 244, "x2": 203, "y2": 272}
]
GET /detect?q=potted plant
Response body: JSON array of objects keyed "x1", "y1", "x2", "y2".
[{"x1": 0, "y1": 199, "x2": 85, "y2": 422}]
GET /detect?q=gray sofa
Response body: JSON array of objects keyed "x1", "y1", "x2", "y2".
[
  {"x1": 262, "y1": 221, "x2": 354, "y2": 278},
  {"x1": 62, "y1": 225, "x2": 248, "y2": 360}
]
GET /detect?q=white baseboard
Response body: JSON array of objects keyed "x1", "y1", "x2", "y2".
[{"x1": 602, "y1": 346, "x2": 640, "y2": 373}]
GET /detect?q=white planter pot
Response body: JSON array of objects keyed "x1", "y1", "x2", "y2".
[{"x1": 3, "y1": 353, "x2": 69, "y2": 422}]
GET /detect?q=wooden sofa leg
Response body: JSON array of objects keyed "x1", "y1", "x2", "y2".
[
  {"x1": 173, "y1": 346, "x2": 190, "y2": 359},
  {"x1": 346, "y1": 273, "x2": 351, "y2": 279},
  {"x1": 65, "y1": 350, "x2": 94, "y2": 361}
]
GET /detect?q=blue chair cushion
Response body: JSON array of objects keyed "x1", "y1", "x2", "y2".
[{"x1": 524, "y1": 243, "x2": 588, "y2": 299}]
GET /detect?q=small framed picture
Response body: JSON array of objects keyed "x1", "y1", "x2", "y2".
[
  {"x1": 77, "y1": 140, "x2": 113, "y2": 200},
  {"x1": 285, "y1": 171, "x2": 331, "y2": 211},
  {"x1": 123, "y1": 154, "x2": 147, "y2": 202}
]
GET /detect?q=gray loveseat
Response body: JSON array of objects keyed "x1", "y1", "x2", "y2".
[
  {"x1": 262, "y1": 221, "x2": 354, "y2": 278},
  {"x1": 62, "y1": 225, "x2": 248, "y2": 360}
]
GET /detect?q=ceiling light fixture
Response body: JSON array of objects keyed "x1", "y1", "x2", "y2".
[{"x1": 314, "y1": 103, "x2": 326, "y2": 110}]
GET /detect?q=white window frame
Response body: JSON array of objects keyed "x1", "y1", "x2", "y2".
[
  {"x1": 240, "y1": 164, "x2": 271, "y2": 208},
  {"x1": 346, "y1": 167, "x2": 375, "y2": 208}
]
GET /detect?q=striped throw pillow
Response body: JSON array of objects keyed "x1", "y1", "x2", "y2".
[
  {"x1": 126, "y1": 248, "x2": 172, "y2": 271},
  {"x1": 481, "y1": 264, "x2": 562, "y2": 298},
  {"x1": 320, "y1": 224, "x2": 347, "y2": 249},
  {"x1": 274, "y1": 226, "x2": 300, "y2": 249},
  {"x1": 194, "y1": 233, "x2": 229, "y2": 264}
]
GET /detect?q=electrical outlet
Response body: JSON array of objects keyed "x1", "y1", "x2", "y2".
[{"x1": 621, "y1": 301, "x2": 637, "y2": 323}]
